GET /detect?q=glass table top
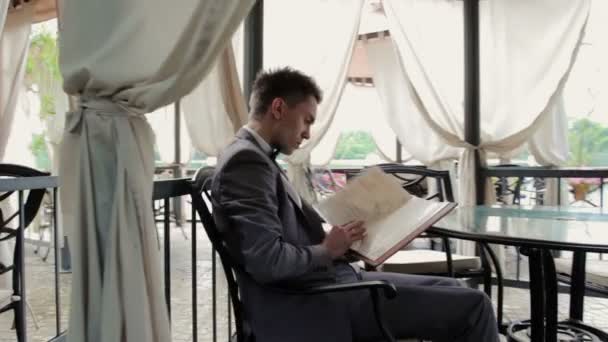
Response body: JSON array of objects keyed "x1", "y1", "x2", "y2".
[{"x1": 431, "y1": 205, "x2": 608, "y2": 252}]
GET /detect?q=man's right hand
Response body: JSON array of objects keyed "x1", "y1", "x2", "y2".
[{"x1": 322, "y1": 221, "x2": 367, "y2": 259}]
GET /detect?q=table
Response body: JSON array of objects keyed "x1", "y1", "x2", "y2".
[{"x1": 428, "y1": 205, "x2": 608, "y2": 342}]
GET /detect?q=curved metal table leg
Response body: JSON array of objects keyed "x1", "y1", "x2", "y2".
[{"x1": 507, "y1": 248, "x2": 605, "y2": 342}]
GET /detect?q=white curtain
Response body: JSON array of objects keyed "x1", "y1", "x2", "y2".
[
  {"x1": 3, "y1": 89, "x2": 40, "y2": 167},
  {"x1": 182, "y1": 46, "x2": 247, "y2": 156},
  {"x1": 46, "y1": 81, "x2": 68, "y2": 174},
  {"x1": 57, "y1": 1, "x2": 254, "y2": 341},
  {"x1": 0, "y1": 4, "x2": 32, "y2": 161},
  {"x1": 150, "y1": 45, "x2": 245, "y2": 164},
  {"x1": 366, "y1": 37, "x2": 461, "y2": 166},
  {"x1": 263, "y1": 0, "x2": 364, "y2": 204},
  {"x1": 312, "y1": 83, "x2": 408, "y2": 166},
  {"x1": 0, "y1": 0, "x2": 7, "y2": 32},
  {"x1": 370, "y1": 0, "x2": 590, "y2": 207},
  {"x1": 45, "y1": 80, "x2": 68, "y2": 247},
  {"x1": 147, "y1": 104, "x2": 192, "y2": 165},
  {"x1": 0, "y1": 3, "x2": 33, "y2": 292}
]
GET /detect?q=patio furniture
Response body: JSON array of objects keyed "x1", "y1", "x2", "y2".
[
  {"x1": 0, "y1": 163, "x2": 48, "y2": 342},
  {"x1": 430, "y1": 205, "x2": 608, "y2": 342},
  {"x1": 190, "y1": 167, "x2": 417, "y2": 342},
  {"x1": 351, "y1": 165, "x2": 491, "y2": 289},
  {"x1": 311, "y1": 166, "x2": 346, "y2": 197},
  {"x1": 554, "y1": 257, "x2": 608, "y2": 297}
]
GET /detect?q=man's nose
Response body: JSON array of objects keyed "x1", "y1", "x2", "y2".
[{"x1": 302, "y1": 128, "x2": 311, "y2": 140}]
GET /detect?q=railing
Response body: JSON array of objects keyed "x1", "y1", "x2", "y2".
[
  {"x1": 0, "y1": 175, "x2": 238, "y2": 342},
  {"x1": 152, "y1": 177, "x2": 233, "y2": 342},
  {"x1": 0, "y1": 175, "x2": 63, "y2": 342},
  {"x1": 14, "y1": 166, "x2": 606, "y2": 341},
  {"x1": 482, "y1": 166, "x2": 608, "y2": 291},
  {"x1": 483, "y1": 166, "x2": 608, "y2": 207}
]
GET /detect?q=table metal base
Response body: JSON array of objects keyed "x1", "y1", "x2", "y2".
[
  {"x1": 507, "y1": 248, "x2": 608, "y2": 342},
  {"x1": 507, "y1": 320, "x2": 605, "y2": 342}
]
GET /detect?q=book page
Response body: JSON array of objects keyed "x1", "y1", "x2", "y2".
[
  {"x1": 315, "y1": 167, "x2": 457, "y2": 264},
  {"x1": 352, "y1": 197, "x2": 451, "y2": 261},
  {"x1": 315, "y1": 167, "x2": 412, "y2": 226}
]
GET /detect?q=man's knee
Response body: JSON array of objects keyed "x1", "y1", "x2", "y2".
[
  {"x1": 436, "y1": 276, "x2": 462, "y2": 287},
  {"x1": 471, "y1": 289, "x2": 495, "y2": 317}
]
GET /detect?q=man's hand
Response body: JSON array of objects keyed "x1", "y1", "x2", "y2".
[{"x1": 322, "y1": 221, "x2": 367, "y2": 259}]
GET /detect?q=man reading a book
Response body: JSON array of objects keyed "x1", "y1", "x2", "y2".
[{"x1": 210, "y1": 67, "x2": 499, "y2": 342}]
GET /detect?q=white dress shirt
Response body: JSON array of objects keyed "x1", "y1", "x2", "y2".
[{"x1": 243, "y1": 126, "x2": 303, "y2": 208}]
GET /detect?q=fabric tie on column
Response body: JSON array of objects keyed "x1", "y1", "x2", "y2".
[
  {"x1": 457, "y1": 142, "x2": 497, "y2": 206},
  {"x1": 66, "y1": 96, "x2": 144, "y2": 133}
]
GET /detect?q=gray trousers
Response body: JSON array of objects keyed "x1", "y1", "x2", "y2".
[{"x1": 344, "y1": 269, "x2": 500, "y2": 342}]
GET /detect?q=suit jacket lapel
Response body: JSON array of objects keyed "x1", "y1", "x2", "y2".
[
  {"x1": 235, "y1": 128, "x2": 324, "y2": 239},
  {"x1": 235, "y1": 128, "x2": 303, "y2": 211}
]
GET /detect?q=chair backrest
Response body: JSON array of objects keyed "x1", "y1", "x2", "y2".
[
  {"x1": 356, "y1": 163, "x2": 455, "y2": 202},
  {"x1": 311, "y1": 167, "x2": 346, "y2": 196},
  {"x1": 0, "y1": 164, "x2": 49, "y2": 230},
  {"x1": 0, "y1": 164, "x2": 49, "y2": 301},
  {"x1": 190, "y1": 167, "x2": 249, "y2": 342}
]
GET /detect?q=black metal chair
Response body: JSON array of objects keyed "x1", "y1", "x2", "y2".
[
  {"x1": 190, "y1": 166, "x2": 417, "y2": 342},
  {"x1": 555, "y1": 258, "x2": 608, "y2": 297},
  {"x1": 0, "y1": 163, "x2": 48, "y2": 342},
  {"x1": 348, "y1": 164, "x2": 504, "y2": 327}
]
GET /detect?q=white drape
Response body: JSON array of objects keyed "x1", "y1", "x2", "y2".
[
  {"x1": 366, "y1": 37, "x2": 461, "y2": 166},
  {"x1": 44, "y1": 80, "x2": 68, "y2": 247},
  {"x1": 0, "y1": 4, "x2": 33, "y2": 292},
  {"x1": 312, "y1": 83, "x2": 408, "y2": 166},
  {"x1": 0, "y1": 5, "x2": 32, "y2": 161},
  {"x1": 263, "y1": 0, "x2": 364, "y2": 204},
  {"x1": 182, "y1": 46, "x2": 247, "y2": 156},
  {"x1": 46, "y1": 80, "x2": 68, "y2": 173},
  {"x1": 147, "y1": 105, "x2": 192, "y2": 164},
  {"x1": 0, "y1": 0, "x2": 7, "y2": 32},
  {"x1": 57, "y1": 1, "x2": 254, "y2": 341},
  {"x1": 3, "y1": 89, "x2": 40, "y2": 167},
  {"x1": 371, "y1": 0, "x2": 589, "y2": 207}
]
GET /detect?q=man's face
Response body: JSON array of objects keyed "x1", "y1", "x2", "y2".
[{"x1": 272, "y1": 95, "x2": 317, "y2": 155}]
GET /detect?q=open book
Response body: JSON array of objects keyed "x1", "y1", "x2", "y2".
[{"x1": 315, "y1": 167, "x2": 457, "y2": 266}]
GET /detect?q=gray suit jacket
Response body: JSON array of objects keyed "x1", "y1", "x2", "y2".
[{"x1": 211, "y1": 128, "x2": 357, "y2": 342}]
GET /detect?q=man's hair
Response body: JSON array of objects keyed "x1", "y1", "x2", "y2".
[{"x1": 249, "y1": 67, "x2": 323, "y2": 119}]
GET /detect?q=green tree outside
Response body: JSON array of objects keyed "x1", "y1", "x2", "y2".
[
  {"x1": 24, "y1": 29, "x2": 62, "y2": 170},
  {"x1": 29, "y1": 133, "x2": 51, "y2": 171},
  {"x1": 567, "y1": 118, "x2": 608, "y2": 166},
  {"x1": 333, "y1": 131, "x2": 377, "y2": 160},
  {"x1": 26, "y1": 30, "x2": 61, "y2": 118}
]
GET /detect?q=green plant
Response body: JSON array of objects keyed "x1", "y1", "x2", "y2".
[
  {"x1": 25, "y1": 30, "x2": 61, "y2": 119},
  {"x1": 21, "y1": 28, "x2": 62, "y2": 169},
  {"x1": 29, "y1": 133, "x2": 51, "y2": 171},
  {"x1": 567, "y1": 118, "x2": 608, "y2": 166},
  {"x1": 333, "y1": 131, "x2": 377, "y2": 160}
]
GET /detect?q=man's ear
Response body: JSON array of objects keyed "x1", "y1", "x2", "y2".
[{"x1": 270, "y1": 98, "x2": 284, "y2": 120}]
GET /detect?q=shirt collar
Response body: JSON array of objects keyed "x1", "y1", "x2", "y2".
[{"x1": 243, "y1": 125, "x2": 273, "y2": 155}]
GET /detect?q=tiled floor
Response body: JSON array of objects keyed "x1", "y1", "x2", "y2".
[{"x1": 0, "y1": 227, "x2": 606, "y2": 341}]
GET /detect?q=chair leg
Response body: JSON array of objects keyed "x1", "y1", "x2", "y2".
[
  {"x1": 515, "y1": 248, "x2": 521, "y2": 280},
  {"x1": 26, "y1": 300, "x2": 39, "y2": 329},
  {"x1": 479, "y1": 245, "x2": 492, "y2": 299},
  {"x1": 14, "y1": 304, "x2": 24, "y2": 342},
  {"x1": 42, "y1": 225, "x2": 53, "y2": 262}
]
